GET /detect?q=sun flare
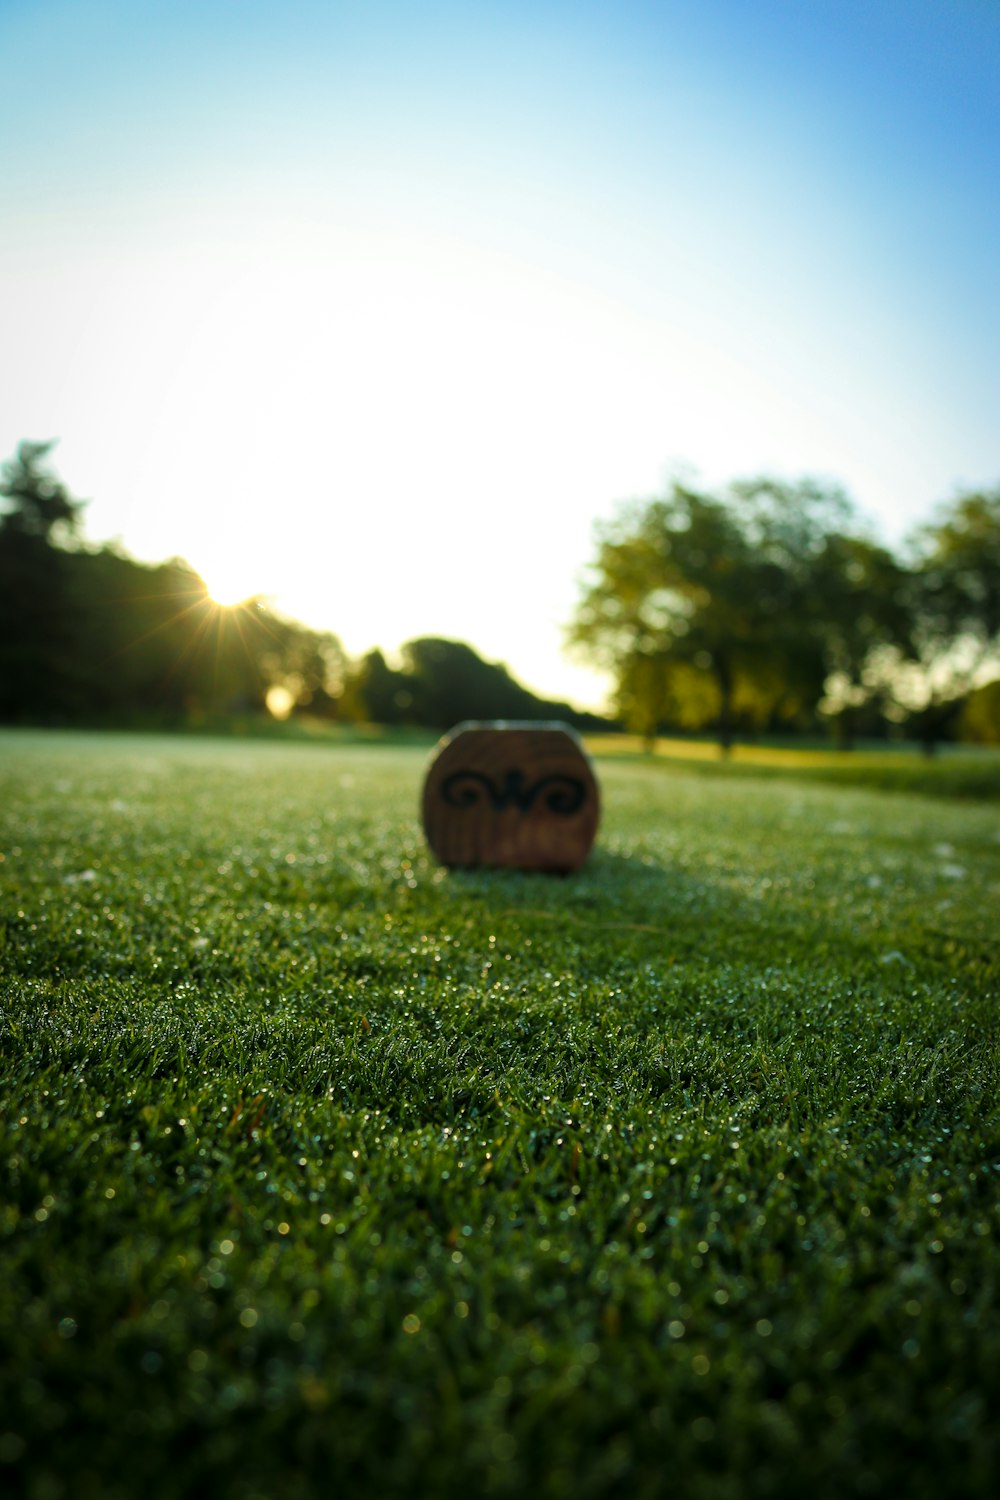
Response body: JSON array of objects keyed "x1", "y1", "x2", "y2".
[
  {"x1": 199, "y1": 556, "x2": 263, "y2": 610},
  {"x1": 207, "y1": 585, "x2": 252, "y2": 609}
]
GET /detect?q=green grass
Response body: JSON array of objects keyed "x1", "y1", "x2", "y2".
[
  {"x1": 1, "y1": 729, "x2": 998, "y2": 1500},
  {"x1": 589, "y1": 735, "x2": 1000, "y2": 801}
]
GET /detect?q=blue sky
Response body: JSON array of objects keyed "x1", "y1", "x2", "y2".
[{"x1": 2, "y1": 0, "x2": 998, "y2": 707}]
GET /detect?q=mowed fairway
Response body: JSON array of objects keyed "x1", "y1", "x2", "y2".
[{"x1": 1, "y1": 731, "x2": 998, "y2": 1500}]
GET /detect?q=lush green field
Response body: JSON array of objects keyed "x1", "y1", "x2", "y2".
[{"x1": 1, "y1": 730, "x2": 998, "y2": 1500}]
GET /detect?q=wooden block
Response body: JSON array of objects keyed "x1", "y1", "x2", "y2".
[{"x1": 422, "y1": 721, "x2": 600, "y2": 873}]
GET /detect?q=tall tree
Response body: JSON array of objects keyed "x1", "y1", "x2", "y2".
[
  {"x1": 569, "y1": 479, "x2": 855, "y2": 749},
  {"x1": 0, "y1": 440, "x2": 86, "y2": 541},
  {"x1": 0, "y1": 441, "x2": 87, "y2": 720}
]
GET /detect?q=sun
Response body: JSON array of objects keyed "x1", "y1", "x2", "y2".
[
  {"x1": 207, "y1": 583, "x2": 253, "y2": 608},
  {"x1": 198, "y1": 555, "x2": 261, "y2": 609}
]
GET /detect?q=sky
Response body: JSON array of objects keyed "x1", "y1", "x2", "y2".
[{"x1": 2, "y1": 0, "x2": 998, "y2": 710}]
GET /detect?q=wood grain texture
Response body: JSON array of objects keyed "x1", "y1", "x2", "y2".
[{"x1": 421, "y1": 721, "x2": 600, "y2": 873}]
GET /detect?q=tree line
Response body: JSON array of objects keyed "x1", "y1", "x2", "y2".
[
  {"x1": 569, "y1": 475, "x2": 1000, "y2": 751},
  {"x1": 3, "y1": 443, "x2": 998, "y2": 746},
  {"x1": 0, "y1": 442, "x2": 606, "y2": 734}
]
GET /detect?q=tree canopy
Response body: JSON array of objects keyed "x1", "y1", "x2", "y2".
[{"x1": 569, "y1": 476, "x2": 1000, "y2": 750}]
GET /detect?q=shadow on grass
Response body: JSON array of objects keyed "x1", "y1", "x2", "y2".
[{"x1": 433, "y1": 848, "x2": 892, "y2": 976}]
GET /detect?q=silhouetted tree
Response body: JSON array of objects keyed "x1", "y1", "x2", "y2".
[
  {"x1": 0, "y1": 441, "x2": 86, "y2": 719},
  {"x1": 339, "y1": 637, "x2": 609, "y2": 732},
  {"x1": 62, "y1": 548, "x2": 211, "y2": 720},
  {"x1": 0, "y1": 440, "x2": 85, "y2": 541},
  {"x1": 400, "y1": 638, "x2": 541, "y2": 727},
  {"x1": 342, "y1": 649, "x2": 414, "y2": 724}
]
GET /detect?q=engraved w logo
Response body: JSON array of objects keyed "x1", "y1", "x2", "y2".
[{"x1": 441, "y1": 770, "x2": 586, "y2": 816}]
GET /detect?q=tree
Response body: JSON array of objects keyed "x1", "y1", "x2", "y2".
[
  {"x1": 400, "y1": 638, "x2": 542, "y2": 728},
  {"x1": 340, "y1": 637, "x2": 609, "y2": 732},
  {"x1": 809, "y1": 532, "x2": 912, "y2": 746},
  {"x1": 341, "y1": 649, "x2": 414, "y2": 725},
  {"x1": 868, "y1": 488, "x2": 1000, "y2": 752},
  {"x1": 59, "y1": 548, "x2": 269, "y2": 723},
  {"x1": 727, "y1": 477, "x2": 859, "y2": 732},
  {"x1": 0, "y1": 440, "x2": 86, "y2": 542},
  {"x1": 570, "y1": 485, "x2": 740, "y2": 748},
  {"x1": 258, "y1": 616, "x2": 347, "y2": 719},
  {"x1": 62, "y1": 548, "x2": 212, "y2": 721},
  {"x1": 0, "y1": 441, "x2": 87, "y2": 720},
  {"x1": 569, "y1": 478, "x2": 854, "y2": 750}
]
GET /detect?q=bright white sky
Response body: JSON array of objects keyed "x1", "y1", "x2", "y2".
[{"x1": 2, "y1": 0, "x2": 998, "y2": 709}]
